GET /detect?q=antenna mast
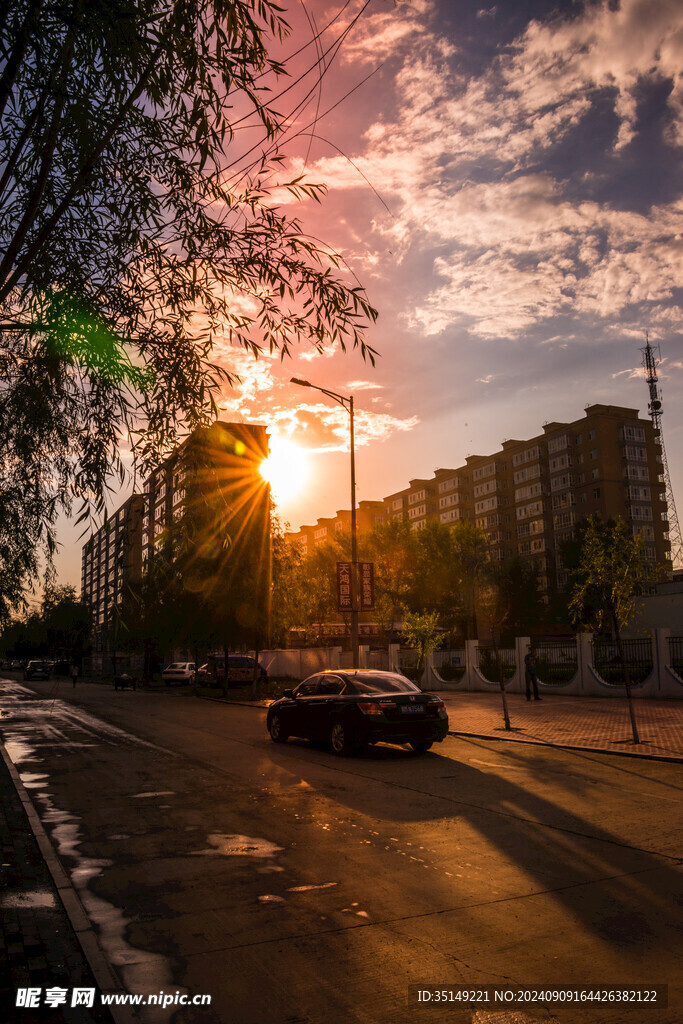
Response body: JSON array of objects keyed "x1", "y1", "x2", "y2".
[{"x1": 641, "y1": 336, "x2": 682, "y2": 571}]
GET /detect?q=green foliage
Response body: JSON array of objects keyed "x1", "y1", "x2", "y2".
[
  {"x1": 0, "y1": 0, "x2": 378, "y2": 611},
  {"x1": 400, "y1": 610, "x2": 447, "y2": 672},
  {"x1": 568, "y1": 516, "x2": 661, "y2": 638},
  {"x1": 0, "y1": 584, "x2": 90, "y2": 659},
  {"x1": 496, "y1": 556, "x2": 545, "y2": 640},
  {"x1": 365, "y1": 518, "x2": 416, "y2": 638}
]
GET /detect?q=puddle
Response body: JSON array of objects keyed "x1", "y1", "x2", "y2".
[
  {"x1": 131, "y1": 791, "x2": 176, "y2": 799},
  {"x1": 18, "y1": 771, "x2": 49, "y2": 788},
  {"x1": 1, "y1": 889, "x2": 57, "y2": 909},
  {"x1": 192, "y1": 833, "x2": 284, "y2": 859},
  {"x1": 287, "y1": 882, "x2": 337, "y2": 892}
]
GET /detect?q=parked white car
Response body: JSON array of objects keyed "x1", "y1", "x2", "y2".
[{"x1": 162, "y1": 662, "x2": 196, "y2": 685}]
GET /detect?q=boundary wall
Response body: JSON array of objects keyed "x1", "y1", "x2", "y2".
[{"x1": 415, "y1": 629, "x2": 683, "y2": 698}]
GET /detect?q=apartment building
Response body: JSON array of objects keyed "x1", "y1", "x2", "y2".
[
  {"x1": 140, "y1": 421, "x2": 269, "y2": 571},
  {"x1": 81, "y1": 493, "x2": 144, "y2": 668},
  {"x1": 82, "y1": 421, "x2": 270, "y2": 667},
  {"x1": 286, "y1": 404, "x2": 671, "y2": 603},
  {"x1": 288, "y1": 500, "x2": 385, "y2": 556}
]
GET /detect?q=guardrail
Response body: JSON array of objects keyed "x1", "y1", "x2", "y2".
[{"x1": 591, "y1": 638, "x2": 653, "y2": 686}]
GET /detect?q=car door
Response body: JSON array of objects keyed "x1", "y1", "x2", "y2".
[
  {"x1": 304, "y1": 676, "x2": 347, "y2": 739},
  {"x1": 278, "y1": 676, "x2": 320, "y2": 738}
]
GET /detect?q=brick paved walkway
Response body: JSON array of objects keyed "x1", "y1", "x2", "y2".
[
  {"x1": 439, "y1": 691, "x2": 683, "y2": 761},
  {"x1": 0, "y1": 747, "x2": 116, "y2": 1024}
]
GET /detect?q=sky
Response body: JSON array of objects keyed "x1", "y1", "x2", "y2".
[{"x1": 54, "y1": 0, "x2": 683, "y2": 590}]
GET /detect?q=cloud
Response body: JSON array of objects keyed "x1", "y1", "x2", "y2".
[
  {"x1": 285, "y1": 0, "x2": 683, "y2": 343},
  {"x1": 346, "y1": 380, "x2": 384, "y2": 390},
  {"x1": 264, "y1": 400, "x2": 419, "y2": 452},
  {"x1": 213, "y1": 350, "x2": 417, "y2": 451}
]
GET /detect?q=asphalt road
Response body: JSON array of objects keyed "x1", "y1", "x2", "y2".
[{"x1": 1, "y1": 679, "x2": 681, "y2": 1024}]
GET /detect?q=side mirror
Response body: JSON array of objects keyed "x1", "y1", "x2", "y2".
[{"x1": 283, "y1": 688, "x2": 295, "y2": 699}]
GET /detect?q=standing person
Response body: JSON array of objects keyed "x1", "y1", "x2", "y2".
[
  {"x1": 524, "y1": 648, "x2": 541, "y2": 701},
  {"x1": 70, "y1": 663, "x2": 78, "y2": 688}
]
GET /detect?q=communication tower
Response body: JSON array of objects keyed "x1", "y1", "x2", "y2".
[{"x1": 641, "y1": 336, "x2": 683, "y2": 571}]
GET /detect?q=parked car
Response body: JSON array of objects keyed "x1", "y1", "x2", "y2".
[
  {"x1": 114, "y1": 673, "x2": 137, "y2": 691},
  {"x1": 267, "y1": 670, "x2": 449, "y2": 756},
  {"x1": 161, "y1": 662, "x2": 196, "y2": 685},
  {"x1": 24, "y1": 660, "x2": 52, "y2": 681},
  {"x1": 197, "y1": 656, "x2": 267, "y2": 687}
]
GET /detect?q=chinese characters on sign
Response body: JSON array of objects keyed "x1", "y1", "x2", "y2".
[
  {"x1": 336, "y1": 562, "x2": 374, "y2": 612},
  {"x1": 359, "y1": 562, "x2": 374, "y2": 611},
  {"x1": 336, "y1": 562, "x2": 352, "y2": 612}
]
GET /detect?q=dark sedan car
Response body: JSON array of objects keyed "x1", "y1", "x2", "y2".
[
  {"x1": 24, "y1": 660, "x2": 52, "y2": 680},
  {"x1": 267, "y1": 670, "x2": 449, "y2": 756}
]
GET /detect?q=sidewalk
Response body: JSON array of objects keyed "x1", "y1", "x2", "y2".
[
  {"x1": 438, "y1": 691, "x2": 683, "y2": 762},
  {"x1": 0, "y1": 745, "x2": 120, "y2": 1024},
  {"x1": 190, "y1": 681, "x2": 683, "y2": 762}
]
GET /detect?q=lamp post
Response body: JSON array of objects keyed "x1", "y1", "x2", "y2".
[{"x1": 290, "y1": 377, "x2": 359, "y2": 669}]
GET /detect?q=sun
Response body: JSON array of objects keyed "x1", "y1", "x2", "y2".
[{"x1": 260, "y1": 436, "x2": 311, "y2": 506}]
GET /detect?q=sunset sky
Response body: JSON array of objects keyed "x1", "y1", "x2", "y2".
[{"x1": 55, "y1": 0, "x2": 683, "y2": 588}]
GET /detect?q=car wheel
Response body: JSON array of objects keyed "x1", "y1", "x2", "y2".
[
  {"x1": 410, "y1": 740, "x2": 433, "y2": 754},
  {"x1": 330, "y1": 720, "x2": 354, "y2": 757},
  {"x1": 269, "y1": 714, "x2": 288, "y2": 744}
]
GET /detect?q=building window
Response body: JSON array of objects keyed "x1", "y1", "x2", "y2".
[
  {"x1": 547, "y1": 434, "x2": 568, "y2": 454},
  {"x1": 472, "y1": 462, "x2": 496, "y2": 481}
]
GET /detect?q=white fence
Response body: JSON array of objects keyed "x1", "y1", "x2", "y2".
[{"x1": 421, "y1": 629, "x2": 683, "y2": 698}]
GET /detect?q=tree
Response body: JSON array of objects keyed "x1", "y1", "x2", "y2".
[
  {"x1": 366, "y1": 518, "x2": 416, "y2": 642},
  {"x1": 568, "y1": 515, "x2": 661, "y2": 744},
  {"x1": 496, "y1": 556, "x2": 545, "y2": 642},
  {"x1": 0, "y1": 0, "x2": 378, "y2": 615},
  {"x1": 0, "y1": 583, "x2": 90, "y2": 662},
  {"x1": 450, "y1": 521, "x2": 491, "y2": 641},
  {"x1": 476, "y1": 572, "x2": 513, "y2": 731},
  {"x1": 400, "y1": 609, "x2": 446, "y2": 681},
  {"x1": 270, "y1": 517, "x2": 307, "y2": 649}
]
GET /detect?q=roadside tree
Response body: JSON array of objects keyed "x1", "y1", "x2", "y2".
[
  {"x1": 568, "y1": 515, "x2": 661, "y2": 744},
  {"x1": 0, "y1": 0, "x2": 378, "y2": 615},
  {"x1": 400, "y1": 609, "x2": 446, "y2": 681}
]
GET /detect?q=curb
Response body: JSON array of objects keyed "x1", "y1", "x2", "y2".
[
  {"x1": 194, "y1": 692, "x2": 683, "y2": 763},
  {"x1": 0, "y1": 742, "x2": 140, "y2": 1024},
  {"x1": 448, "y1": 729, "x2": 683, "y2": 764}
]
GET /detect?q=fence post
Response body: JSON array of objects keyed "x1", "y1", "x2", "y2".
[
  {"x1": 388, "y1": 643, "x2": 400, "y2": 672},
  {"x1": 654, "y1": 628, "x2": 670, "y2": 693},
  {"x1": 358, "y1": 645, "x2": 369, "y2": 669},
  {"x1": 465, "y1": 640, "x2": 478, "y2": 690},
  {"x1": 577, "y1": 632, "x2": 593, "y2": 693},
  {"x1": 516, "y1": 636, "x2": 531, "y2": 694}
]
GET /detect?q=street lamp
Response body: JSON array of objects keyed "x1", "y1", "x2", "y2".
[{"x1": 290, "y1": 377, "x2": 359, "y2": 669}]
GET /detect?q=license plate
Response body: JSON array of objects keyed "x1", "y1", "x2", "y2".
[{"x1": 401, "y1": 705, "x2": 424, "y2": 715}]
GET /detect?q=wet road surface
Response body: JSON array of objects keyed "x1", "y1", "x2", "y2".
[{"x1": 1, "y1": 679, "x2": 681, "y2": 1024}]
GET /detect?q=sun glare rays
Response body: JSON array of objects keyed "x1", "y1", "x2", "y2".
[{"x1": 260, "y1": 435, "x2": 311, "y2": 507}]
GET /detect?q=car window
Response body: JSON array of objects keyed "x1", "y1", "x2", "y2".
[
  {"x1": 296, "y1": 676, "x2": 320, "y2": 696},
  {"x1": 318, "y1": 677, "x2": 346, "y2": 695},
  {"x1": 347, "y1": 675, "x2": 420, "y2": 694}
]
